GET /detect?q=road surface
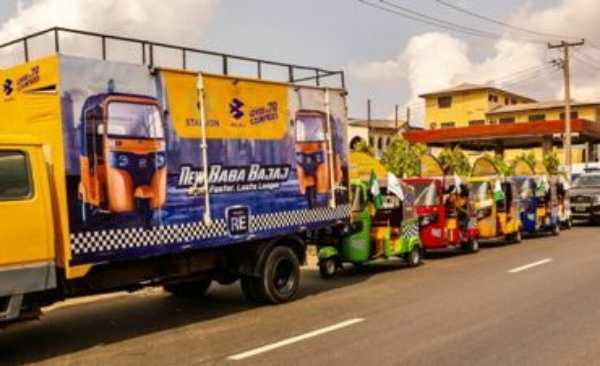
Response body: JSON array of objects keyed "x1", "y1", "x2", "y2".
[{"x1": 2, "y1": 226, "x2": 600, "y2": 365}]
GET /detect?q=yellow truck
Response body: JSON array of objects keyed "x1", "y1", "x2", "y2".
[{"x1": 0, "y1": 28, "x2": 350, "y2": 324}]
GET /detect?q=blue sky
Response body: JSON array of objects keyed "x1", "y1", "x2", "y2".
[{"x1": 1, "y1": 0, "x2": 597, "y2": 122}]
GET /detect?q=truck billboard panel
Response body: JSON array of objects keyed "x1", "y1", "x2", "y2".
[{"x1": 59, "y1": 57, "x2": 349, "y2": 265}]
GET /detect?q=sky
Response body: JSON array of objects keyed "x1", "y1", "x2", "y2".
[{"x1": 0, "y1": 0, "x2": 599, "y2": 126}]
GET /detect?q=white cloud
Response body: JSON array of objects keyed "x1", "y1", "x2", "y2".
[
  {"x1": 349, "y1": 0, "x2": 600, "y2": 126},
  {"x1": 0, "y1": 0, "x2": 219, "y2": 66}
]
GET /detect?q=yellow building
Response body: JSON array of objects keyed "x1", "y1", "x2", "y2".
[
  {"x1": 420, "y1": 83, "x2": 535, "y2": 130},
  {"x1": 418, "y1": 83, "x2": 600, "y2": 164}
]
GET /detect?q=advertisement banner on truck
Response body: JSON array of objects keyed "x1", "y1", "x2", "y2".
[
  {"x1": 58, "y1": 56, "x2": 349, "y2": 266},
  {"x1": 162, "y1": 71, "x2": 288, "y2": 140}
]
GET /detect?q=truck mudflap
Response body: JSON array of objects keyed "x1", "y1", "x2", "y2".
[{"x1": 0, "y1": 262, "x2": 56, "y2": 322}]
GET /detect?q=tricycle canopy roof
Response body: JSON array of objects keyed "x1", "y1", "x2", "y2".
[{"x1": 471, "y1": 156, "x2": 499, "y2": 178}]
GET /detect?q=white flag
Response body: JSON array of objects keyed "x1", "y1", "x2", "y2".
[
  {"x1": 387, "y1": 172, "x2": 405, "y2": 201},
  {"x1": 453, "y1": 173, "x2": 463, "y2": 194}
]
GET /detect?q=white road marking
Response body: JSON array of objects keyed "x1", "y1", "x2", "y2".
[
  {"x1": 508, "y1": 258, "x2": 553, "y2": 273},
  {"x1": 228, "y1": 318, "x2": 365, "y2": 361}
]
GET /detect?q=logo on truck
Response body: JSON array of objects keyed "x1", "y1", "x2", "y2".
[
  {"x1": 229, "y1": 98, "x2": 245, "y2": 119},
  {"x1": 3, "y1": 79, "x2": 13, "y2": 96}
]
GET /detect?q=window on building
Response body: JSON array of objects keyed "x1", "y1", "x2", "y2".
[
  {"x1": 0, "y1": 151, "x2": 32, "y2": 200},
  {"x1": 528, "y1": 114, "x2": 546, "y2": 122},
  {"x1": 488, "y1": 95, "x2": 499, "y2": 103},
  {"x1": 369, "y1": 136, "x2": 374, "y2": 146},
  {"x1": 559, "y1": 111, "x2": 579, "y2": 120},
  {"x1": 440, "y1": 122, "x2": 455, "y2": 129},
  {"x1": 377, "y1": 137, "x2": 383, "y2": 151},
  {"x1": 438, "y1": 96, "x2": 452, "y2": 109},
  {"x1": 499, "y1": 117, "x2": 515, "y2": 124},
  {"x1": 469, "y1": 120, "x2": 486, "y2": 126},
  {"x1": 511, "y1": 98, "x2": 517, "y2": 105},
  {"x1": 504, "y1": 97, "x2": 509, "y2": 105}
]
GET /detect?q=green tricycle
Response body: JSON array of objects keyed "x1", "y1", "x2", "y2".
[{"x1": 317, "y1": 179, "x2": 423, "y2": 279}]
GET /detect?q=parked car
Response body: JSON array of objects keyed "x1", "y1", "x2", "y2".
[{"x1": 570, "y1": 172, "x2": 600, "y2": 223}]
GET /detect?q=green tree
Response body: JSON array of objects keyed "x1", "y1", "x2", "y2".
[
  {"x1": 438, "y1": 147, "x2": 471, "y2": 176},
  {"x1": 483, "y1": 153, "x2": 513, "y2": 176},
  {"x1": 513, "y1": 151, "x2": 538, "y2": 170},
  {"x1": 380, "y1": 137, "x2": 427, "y2": 177},
  {"x1": 543, "y1": 150, "x2": 561, "y2": 174}
]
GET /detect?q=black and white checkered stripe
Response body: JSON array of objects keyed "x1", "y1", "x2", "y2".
[
  {"x1": 70, "y1": 204, "x2": 350, "y2": 255},
  {"x1": 401, "y1": 218, "x2": 419, "y2": 238}
]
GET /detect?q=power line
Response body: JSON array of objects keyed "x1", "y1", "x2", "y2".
[
  {"x1": 435, "y1": 0, "x2": 581, "y2": 42},
  {"x1": 357, "y1": 0, "x2": 548, "y2": 45}
]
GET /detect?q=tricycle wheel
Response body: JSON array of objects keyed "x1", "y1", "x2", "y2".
[
  {"x1": 319, "y1": 258, "x2": 338, "y2": 279},
  {"x1": 514, "y1": 231, "x2": 522, "y2": 244},
  {"x1": 552, "y1": 223, "x2": 560, "y2": 236},
  {"x1": 463, "y1": 239, "x2": 480, "y2": 253},
  {"x1": 406, "y1": 246, "x2": 422, "y2": 267},
  {"x1": 565, "y1": 219, "x2": 572, "y2": 230}
]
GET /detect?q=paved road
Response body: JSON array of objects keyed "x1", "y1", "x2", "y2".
[{"x1": 2, "y1": 226, "x2": 600, "y2": 366}]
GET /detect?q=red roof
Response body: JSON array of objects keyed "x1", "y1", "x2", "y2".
[{"x1": 403, "y1": 119, "x2": 600, "y2": 150}]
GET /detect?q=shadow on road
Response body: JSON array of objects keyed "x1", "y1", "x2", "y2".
[{"x1": 0, "y1": 266, "x2": 381, "y2": 365}]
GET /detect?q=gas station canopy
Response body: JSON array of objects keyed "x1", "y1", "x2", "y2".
[{"x1": 403, "y1": 119, "x2": 600, "y2": 151}]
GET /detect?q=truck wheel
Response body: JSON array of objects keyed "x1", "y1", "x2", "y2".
[
  {"x1": 256, "y1": 246, "x2": 301, "y2": 304},
  {"x1": 406, "y1": 246, "x2": 422, "y2": 267},
  {"x1": 319, "y1": 258, "x2": 337, "y2": 279},
  {"x1": 163, "y1": 279, "x2": 211, "y2": 297}
]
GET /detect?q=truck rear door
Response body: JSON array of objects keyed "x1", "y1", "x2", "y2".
[{"x1": 0, "y1": 145, "x2": 56, "y2": 320}]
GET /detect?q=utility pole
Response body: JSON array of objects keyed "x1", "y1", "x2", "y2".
[
  {"x1": 548, "y1": 39, "x2": 585, "y2": 181},
  {"x1": 395, "y1": 104, "x2": 399, "y2": 130},
  {"x1": 367, "y1": 99, "x2": 372, "y2": 145}
]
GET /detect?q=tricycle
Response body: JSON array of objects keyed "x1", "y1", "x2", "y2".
[
  {"x1": 317, "y1": 176, "x2": 422, "y2": 279},
  {"x1": 403, "y1": 154, "x2": 479, "y2": 254},
  {"x1": 513, "y1": 160, "x2": 560, "y2": 236},
  {"x1": 467, "y1": 157, "x2": 522, "y2": 244}
]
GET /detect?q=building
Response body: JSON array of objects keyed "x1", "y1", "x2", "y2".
[
  {"x1": 419, "y1": 83, "x2": 536, "y2": 130},
  {"x1": 347, "y1": 118, "x2": 419, "y2": 158},
  {"x1": 413, "y1": 83, "x2": 600, "y2": 164}
]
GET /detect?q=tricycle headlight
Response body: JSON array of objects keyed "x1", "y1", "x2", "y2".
[
  {"x1": 117, "y1": 154, "x2": 129, "y2": 168},
  {"x1": 155, "y1": 152, "x2": 166, "y2": 169}
]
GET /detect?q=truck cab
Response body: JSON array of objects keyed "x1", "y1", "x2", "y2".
[{"x1": 0, "y1": 136, "x2": 56, "y2": 322}]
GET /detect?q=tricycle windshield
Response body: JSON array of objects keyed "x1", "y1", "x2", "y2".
[
  {"x1": 107, "y1": 102, "x2": 164, "y2": 139},
  {"x1": 574, "y1": 174, "x2": 600, "y2": 188},
  {"x1": 516, "y1": 178, "x2": 534, "y2": 198},
  {"x1": 350, "y1": 184, "x2": 367, "y2": 212},
  {"x1": 296, "y1": 115, "x2": 325, "y2": 142},
  {"x1": 470, "y1": 182, "x2": 490, "y2": 202},
  {"x1": 414, "y1": 182, "x2": 438, "y2": 206}
]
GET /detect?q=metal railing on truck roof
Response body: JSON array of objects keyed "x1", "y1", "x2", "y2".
[{"x1": 0, "y1": 26, "x2": 346, "y2": 89}]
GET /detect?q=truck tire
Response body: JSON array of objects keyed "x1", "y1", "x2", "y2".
[
  {"x1": 256, "y1": 246, "x2": 301, "y2": 304},
  {"x1": 318, "y1": 258, "x2": 337, "y2": 279},
  {"x1": 163, "y1": 279, "x2": 211, "y2": 297}
]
